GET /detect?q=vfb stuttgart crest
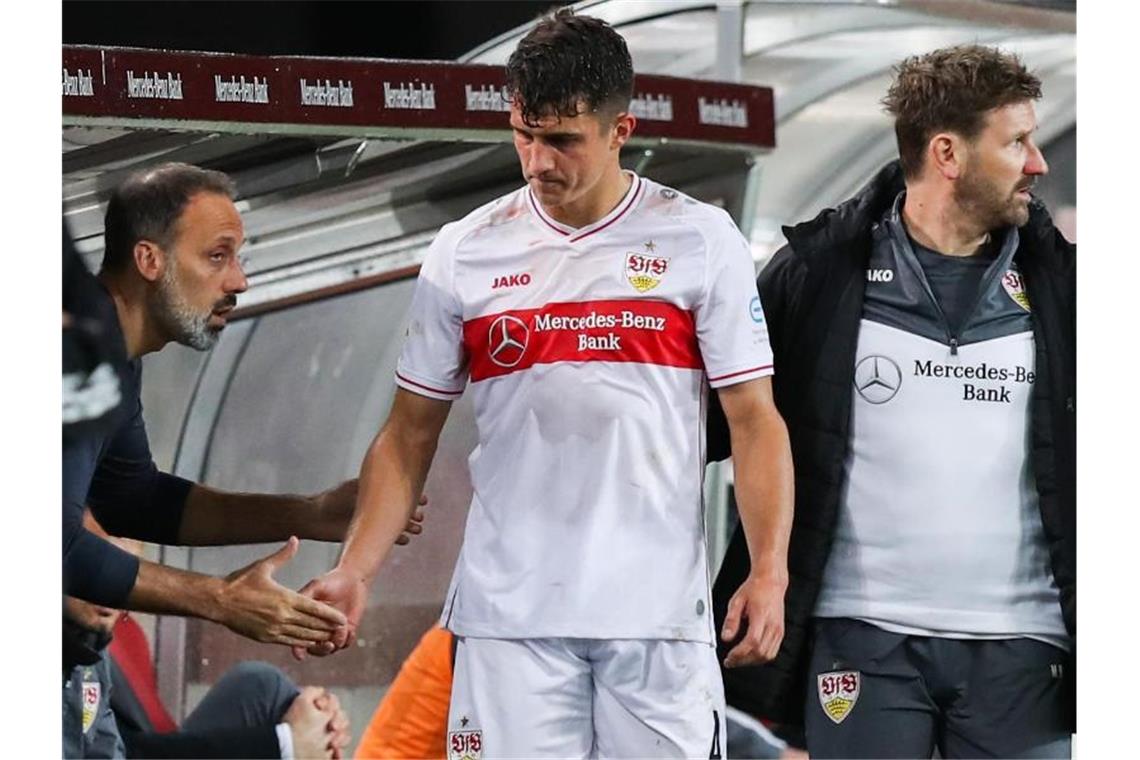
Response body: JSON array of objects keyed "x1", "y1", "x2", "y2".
[
  {"x1": 448, "y1": 728, "x2": 483, "y2": 760},
  {"x1": 625, "y1": 252, "x2": 669, "y2": 293},
  {"x1": 81, "y1": 674, "x2": 101, "y2": 733},
  {"x1": 818, "y1": 670, "x2": 860, "y2": 724},
  {"x1": 1002, "y1": 269, "x2": 1031, "y2": 311}
]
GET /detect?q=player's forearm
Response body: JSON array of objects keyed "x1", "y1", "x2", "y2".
[
  {"x1": 177, "y1": 486, "x2": 337, "y2": 545},
  {"x1": 125, "y1": 559, "x2": 227, "y2": 624},
  {"x1": 336, "y1": 425, "x2": 437, "y2": 584},
  {"x1": 730, "y1": 408, "x2": 794, "y2": 583}
]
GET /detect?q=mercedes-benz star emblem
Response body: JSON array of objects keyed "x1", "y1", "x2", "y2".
[
  {"x1": 487, "y1": 315, "x2": 529, "y2": 368},
  {"x1": 853, "y1": 354, "x2": 902, "y2": 404}
]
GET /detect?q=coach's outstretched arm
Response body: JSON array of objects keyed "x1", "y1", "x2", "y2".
[
  {"x1": 716, "y1": 376, "x2": 794, "y2": 667},
  {"x1": 295, "y1": 388, "x2": 453, "y2": 658},
  {"x1": 127, "y1": 537, "x2": 347, "y2": 647}
]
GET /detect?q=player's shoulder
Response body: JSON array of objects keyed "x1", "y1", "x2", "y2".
[
  {"x1": 433, "y1": 186, "x2": 530, "y2": 254},
  {"x1": 637, "y1": 176, "x2": 742, "y2": 243}
]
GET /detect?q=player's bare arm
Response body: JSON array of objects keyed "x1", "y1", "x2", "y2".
[
  {"x1": 716, "y1": 376, "x2": 794, "y2": 667},
  {"x1": 295, "y1": 388, "x2": 452, "y2": 657}
]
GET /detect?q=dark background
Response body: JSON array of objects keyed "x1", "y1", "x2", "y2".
[{"x1": 64, "y1": 1, "x2": 560, "y2": 60}]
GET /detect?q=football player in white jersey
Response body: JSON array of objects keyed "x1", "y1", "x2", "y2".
[{"x1": 299, "y1": 8, "x2": 794, "y2": 757}]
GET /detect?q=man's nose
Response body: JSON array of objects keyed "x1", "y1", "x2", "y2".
[
  {"x1": 1026, "y1": 140, "x2": 1049, "y2": 176},
  {"x1": 228, "y1": 255, "x2": 249, "y2": 294},
  {"x1": 527, "y1": 142, "x2": 555, "y2": 177}
]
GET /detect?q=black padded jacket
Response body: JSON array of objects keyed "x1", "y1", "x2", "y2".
[{"x1": 707, "y1": 161, "x2": 1076, "y2": 727}]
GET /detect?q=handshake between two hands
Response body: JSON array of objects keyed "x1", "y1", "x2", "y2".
[
  {"x1": 214, "y1": 495, "x2": 427, "y2": 658},
  {"x1": 290, "y1": 496, "x2": 429, "y2": 661}
]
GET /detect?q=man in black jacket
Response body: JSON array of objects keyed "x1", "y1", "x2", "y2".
[
  {"x1": 711, "y1": 45, "x2": 1075, "y2": 758},
  {"x1": 63, "y1": 594, "x2": 350, "y2": 759}
]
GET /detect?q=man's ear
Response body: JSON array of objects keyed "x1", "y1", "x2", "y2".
[
  {"x1": 610, "y1": 111, "x2": 636, "y2": 152},
  {"x1": 928, "y1": 131, "x2": 968, "y2": 181},
  {"x1": 132, "y1": 240, "x2": 166, "y2": 283}
]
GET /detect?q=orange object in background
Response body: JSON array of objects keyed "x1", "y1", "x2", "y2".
[{"x1": 356, "y1": 625, "x2": 454, "y2": 760}]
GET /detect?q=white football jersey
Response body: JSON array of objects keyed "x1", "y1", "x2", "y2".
[{"x1": 396, "y1": 173, "x2": 773, "y2": 642}]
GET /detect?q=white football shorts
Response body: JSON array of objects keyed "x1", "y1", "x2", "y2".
[{"x1": 446, "y1": 636, "x2": 728, "y2": 759}]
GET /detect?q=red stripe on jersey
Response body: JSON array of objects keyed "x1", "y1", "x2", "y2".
[
  {"x1": 395, "y1": 372, "x2": 464, "y2": 397},
  {"x1": 464, "y1": 299, "x2": 703, "y2": 382},
  {"x1": 707, "y1": 364, "x2": 774, "y2": 383}
]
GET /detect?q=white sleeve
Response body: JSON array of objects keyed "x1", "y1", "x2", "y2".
[
  {"x1": 395, "y1": 229, "x2": 468, "y2": 400},
  {"x1": 694, "y1": 212, "x2": 774, "y2": 388},
  {"x1": 274, "y1": 722, "x2": 294, "y2": 760}
]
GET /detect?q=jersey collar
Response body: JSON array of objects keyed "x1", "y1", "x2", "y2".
[{"x1": 527, "y1": 172, "x2": 645, "y2": 244}]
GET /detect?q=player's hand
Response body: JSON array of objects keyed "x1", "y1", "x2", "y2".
[
  {"x1": 395, "y1": 494, "x2": 428, "y2": 546},
  {"x1": 721, "y1": 571, "x2": 787, "y2": 667},
  {"x1": 217, "y1": 537, "x2": 347, "y2": 647},
  {"x1": 284, "y1": 686, "x2": 337, "y2": 759},
  {"x1": 316, "y1": 481, "x2": 427, "y2": 545},
  {"x1": 313, "y1": 689, "x2": 351, "y2": 759},
  {"x1": 291, "y1": 566, "x2": 368, "y2": 660}
]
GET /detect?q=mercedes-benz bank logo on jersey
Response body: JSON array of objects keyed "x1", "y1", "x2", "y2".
[
  {"x1": 487, "y1": 315, "x2": 529, "y2": 368},
  {"x1": 854, "y1": 355, "x2": 902, "y2": 404}
]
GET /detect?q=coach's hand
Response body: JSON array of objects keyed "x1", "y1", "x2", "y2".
[
  {"x1": 291, "y1": 566, "x2": 368, "y2": 660},
  {"x1": 218, "y1": 537, "x2": 347, "y2": 647},
  {"x1": 395, "y1": 495, "x2": 428, "y2": 546},
  {"x1": 721, "y1": 571, "x2": 787, "y2": 667}
]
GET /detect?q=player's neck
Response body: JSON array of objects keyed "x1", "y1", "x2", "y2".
[
  {"x1": 543, "y1": 167, "x2": 632, "y2": 230},
  {"x1": 902, "y1": 183, "x2": 993, "y2": 258}
]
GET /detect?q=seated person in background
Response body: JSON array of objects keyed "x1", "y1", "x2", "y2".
[{"x1": 63, "y1": 593, "x2": 349, "y2": 759}]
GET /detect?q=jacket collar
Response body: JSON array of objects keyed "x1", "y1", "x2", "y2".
[{"x1": 782, "y1": 159, "x2": 1065, "y2": 273}]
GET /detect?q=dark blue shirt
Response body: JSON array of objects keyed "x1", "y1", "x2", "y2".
[{"x1": 62, "y1": 286, "x2": 193, "y2": 607}]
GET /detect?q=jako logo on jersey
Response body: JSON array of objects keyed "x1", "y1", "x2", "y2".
[
  {"x1": 491, "y1": 272, "x2": 531, "y2": 290},
  {"x1": 818, "y1": 670, "x2": 860, "y2": 724},
  {"x1": 866, "y1": 268, "x2": 894, "y2": 283},
  {"x1": 1001, "y1": 269, "x2": 1031, "y2": 311},
  {"x1": 625, "y1": 253, "x2": 669, "y2": 293},
  {"x1": 487, "y1": 314, "x2": 529, "y2": 368}
]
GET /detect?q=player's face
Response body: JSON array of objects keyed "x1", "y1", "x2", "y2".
[
  {"x1": 954, "y1": 100, "x2": 1049, "y2": 230},
  {"x1": 510, "y1": 101, "x2": 624, "y2": 211},
  {"x1": 151, "y1": 191, "x2": 248, "y2": 351}
]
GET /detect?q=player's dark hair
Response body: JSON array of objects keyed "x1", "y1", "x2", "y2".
[
  {"x1": 102, "y1": 162, "x2": 236, "y2": 274},
  {"x1": 505, "y1": 7, "x2": 634, "y2": 126},
  {"x1": 883, "y1": 44, "x2": 1042, "y2": 180}
]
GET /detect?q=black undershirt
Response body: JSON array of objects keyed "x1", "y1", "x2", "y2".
[{"x1": 909, "y1": 234, "x2": 1001, "y2": 335}]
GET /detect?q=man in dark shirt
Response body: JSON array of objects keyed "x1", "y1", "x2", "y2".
[{"x1": 62, "y1": 162, "x2": 389, "y2": 647}]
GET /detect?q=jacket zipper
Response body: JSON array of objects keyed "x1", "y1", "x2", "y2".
[{"x1": 893, "y1": 227, "x2": 1017, "y2": 357}]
